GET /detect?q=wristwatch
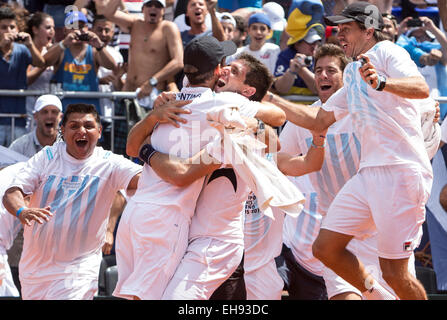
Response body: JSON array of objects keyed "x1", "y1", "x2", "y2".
[
  {"x1": 149, "y1": 77, "x2": 158, "y2": 87},
  {"x1": 376, "y1": 74, "x2": 387, "y2": 91}
]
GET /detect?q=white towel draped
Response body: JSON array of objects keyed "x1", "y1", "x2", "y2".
[{"x1": 206, "y1": 106, "x2": 305, "y2": 220}]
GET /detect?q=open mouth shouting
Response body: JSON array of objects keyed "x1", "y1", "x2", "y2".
[
  {"x1": 216, "y1": 77, "x2": 226, "y2": 89},
  {"x1": 75, "y1": 137, "x2": 89, "y2": 149},
  {"x1": 319, "y1": 84, "x2": 332, "y2": 92},
  {"x1": 44, "y1": 120, "x2": 56, "y2": 129}
]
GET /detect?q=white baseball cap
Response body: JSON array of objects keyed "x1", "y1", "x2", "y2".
[
  {"x1": 303, "y1": 27, "x2": 322, "y2": 44},
  {"x1": 143, "y1": 0, "x2": 166, "y2": 7},
  {"x1": 406, "y1": 27, "x2": 436, "y2": 40},
  {"x1": 262, "y1": 2, "x2": 286, "y2": 31},
  {"x1": 33, "y1": 94, "x2": 63, "y2": 114},
  {"x1": 218, "y1": 12, "x2": 236, "y2": 28}
]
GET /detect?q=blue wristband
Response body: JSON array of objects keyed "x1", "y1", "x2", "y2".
[{"x1": 16, "y1": 206, "x2": 26, "y2": 218}]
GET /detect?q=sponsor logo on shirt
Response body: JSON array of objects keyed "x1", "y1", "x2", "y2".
[
  {"x1": 176, "y1": 92, "x2": 202, "y2": 100},
  {"x1": 403, "y1": 241, "x2": 413, "y2": 252}
]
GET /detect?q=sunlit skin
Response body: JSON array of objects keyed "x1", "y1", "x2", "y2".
[
  {"x1": 63, "y1": 21, "x2": 89, "y2": 47},
  {"x1": 221, "y1": 21, "x2": 235, "y2": 41},
  {"x1": 293, "y1": 39, "x2": 320, "y2": 57},
  {"x1": 336, "y1": 22, "x2": 373, "y2": 58},
  {"x1": 61, "y1": 113, "x2": 102, "y2": 160},
  {"x1": 143, "y1": 1, "x2": 165, "y2": 25},
  {"x1": 314, "y1": 55, "x2": 344, "y2": 103},
  {"x1": 247, "y1": 22, "x2": 270, "y2": 51},
  {"x1": 186, "y1": 0, "x2": 208, "y2": 28},
  {"x1": 214, "y1": 60, "x2": 254, "y2": 98},
  {"x1": 0, "y1": 19, "x2": 18, "y2": 46},
  {"x1": 32, "y1": 17, "x2": 55, "y2": 48},
  {"x1": 93, "y1": 20, "x2": 115, "y2": 44},
  {"x1": 232, "y1": 24, "x2": 247, "y2": 47},
  {"x1": 381, "y1": 17, "x2": 397, "y2": 42},
  {"x1": 34, "y1": 105, "x2": 62, "y2": 143}
]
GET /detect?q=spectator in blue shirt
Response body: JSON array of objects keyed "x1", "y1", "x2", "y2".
[
  {"x1": 396, "y1": 15, "x2": 447, "y2": 120},
  {"x1": 0, "y1": 6, "x2": 45, "y2": 147}
]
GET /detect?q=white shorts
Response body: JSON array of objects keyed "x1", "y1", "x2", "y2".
[
  {"x1": 0, "y1": 253, "x2": 20, "y2": 297},
  {"x1": 244, "y1": 260, "x2": 283, "y2": 300},
  {"x1": 322, "y1": 165, "x2": 432, "y2": 259},
  {"x1": 113, "y1": 200, "x2": 189, "y2": 300},
  {"x1": 323, "y1": 234, "x2": 416, "y2": 299},
  {"x1": 162, "y1": 238, "x2": 243, "y2": 300},
  {"x1": 21, "y1": 276, "x2": 98, "y2": 300}
]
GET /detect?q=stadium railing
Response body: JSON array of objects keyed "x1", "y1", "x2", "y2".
[{"x1": 2, "y1": 89, "x2": 447, "y2": 153}]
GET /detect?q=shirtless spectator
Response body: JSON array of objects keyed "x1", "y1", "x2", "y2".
[{"x1": 95, "y1": 0, "x2": 183, "y2": 101}]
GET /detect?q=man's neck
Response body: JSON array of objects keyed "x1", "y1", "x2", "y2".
[
  {"x1": 70, "y1": 42, "x2": 87, "y2": 55},
  {"x1": 35, "y1": 128, "x2": 57, "y2": 148},
  {"x1": 249, "y1": 41, "x2": 263, "y2": 51},
  {"x1": 357, "y1": 39, "x2": 379, "y2": 58},
  {"x1": 189, "y1": 22, "x2": 207, "y2": 35}
]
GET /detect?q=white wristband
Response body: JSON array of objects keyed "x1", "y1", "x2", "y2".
[{"x1": 58, "y1": 41, "x2": 66, "y2": 50}]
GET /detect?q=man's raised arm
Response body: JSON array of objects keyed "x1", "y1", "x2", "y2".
[
  {"x1": 264, "y1": 92, "x2": 336, "y2": 132},
  {"x1": 94, "y1": 0, "x2": 137, "y2": 32},
  {"x1": 358, "y1": 54, "x2": 429, "y2": 99}
]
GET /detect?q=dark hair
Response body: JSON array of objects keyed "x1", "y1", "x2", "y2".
[
  {"x1": 356, "y1": 21, "x2": 388, "y2": 42},
  {"x1": 382, "y1": 13, "x2": 397, "y2": 29},
  {"x1": 233, "y1": 15, "x2": 246, "y2": 33},
  {"x1": 185, "y1": 69, "x2": 215, "y2": 85},
  {"x1": 27, "y1": 11, "x2": 52, "y2": 38},
  {"x1": 61, "y1": 104, "x2": 101, "y2": 126},
  {"x1": 314, "y1": 43, "x2": 351, "y2": 73},
  {"x1": 237, "y1": 53, "x2": 273, "y2": 102},
  {"x1": 0, "y1": 6, "x2": 16, "y2": 22},
  {"x1": 93, "y1": 14, "x2": 110, "y2": 27}
]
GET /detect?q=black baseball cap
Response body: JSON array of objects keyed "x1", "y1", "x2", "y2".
[
  {"x1": 183, "y1": 36, "x2": 237, "y2": 74},
  {"x1": 324, "y1": 2, "x2": 384, "y2": 31}
]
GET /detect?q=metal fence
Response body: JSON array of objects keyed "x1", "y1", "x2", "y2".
[
  {"x1": 0, "y1": 89, "x2": 138, "y2": 152},
  {"x1": 1, "y1": 89, "x2": 445, "y2": 153}
]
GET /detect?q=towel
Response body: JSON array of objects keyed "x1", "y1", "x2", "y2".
[
  {"x1": 419, "y1": 97, "x2": 441, "y2": 160},
  {"x1": 206, "y1": 105, "x2": 247, "y2": 131},
  {"x1": 206, "y1": 106, "x2": 305, "y2": 220},
  {"x1": 135, "y1": 87, "x2": 160, "y2": 110}
]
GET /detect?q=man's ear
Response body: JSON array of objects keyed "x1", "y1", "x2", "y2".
[
  {"x1": 215, "y1": 65, "x2": 222, "y2": 77},
  {"x1": 241, "y1": 86, "x2": 256, "y2": 99},
  {"x1": 366, "y1": 27, "x2": 375, "y2": 39}
]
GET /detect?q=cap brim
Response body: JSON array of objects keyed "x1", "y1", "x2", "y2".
[
  {"x1": 324, "y1": 15, "x2": 355, "y2": 26},
  {"x1": 221, "y1": 40, "x2": 237, "y2": 57},
  {"x1": 304, "y1": 35, "x2": 321, "y2": 44},
  {"x1": 271, "y1": 19, "x2": 286, "y2": 31}
]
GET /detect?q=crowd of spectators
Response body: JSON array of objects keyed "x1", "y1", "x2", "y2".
[{"x1": 1, "y1": 0, "x2": 447, "y2": 298}]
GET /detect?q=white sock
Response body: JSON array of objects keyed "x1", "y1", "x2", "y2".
[{"x1": 362, "y1": 279, "x2": 397, "y2": 300}]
